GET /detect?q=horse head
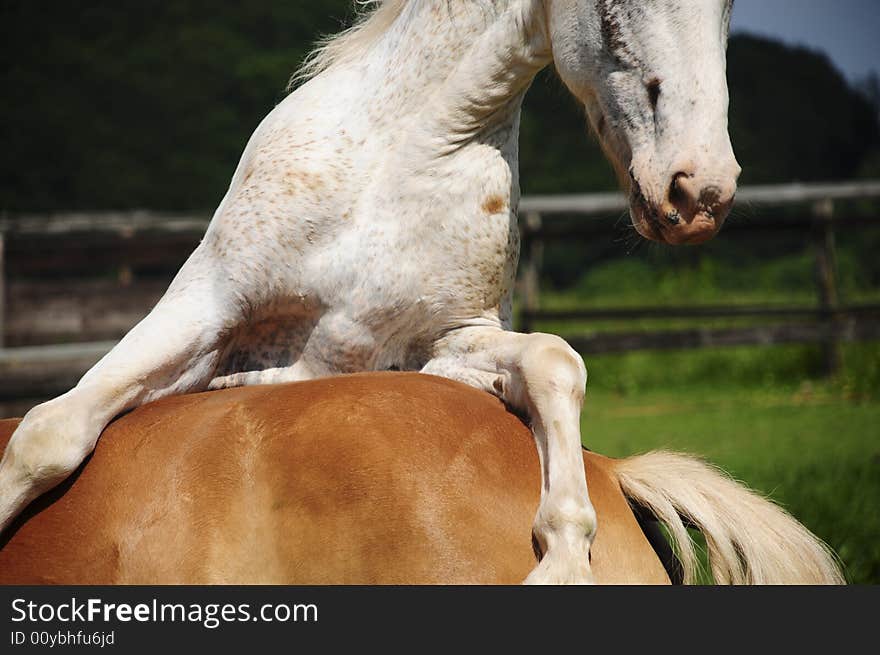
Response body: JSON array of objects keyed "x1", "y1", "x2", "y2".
[{"x1": 546, "y1": 0, "x2": 741, "y2": 244}]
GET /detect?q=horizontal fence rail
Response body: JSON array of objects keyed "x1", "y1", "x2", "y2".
[
  {"x1": 515, "y1": 179, "x2": 880, "y2": 376},
  {"x1": 0, "y1": 211, "x2": 211, "y2": 236},
  {"x1": 0, "y1": 180, "x2": 878, "y2": 405},
  {"x1": 565, "y1": 319, "x2": 880, "y2": 356},
  {"x1": 0, "y1": 342, "x2": 113, "y2": 398},
  {"x1": 2, "y1": 180, "x2": 880, "y2": 235},
  {"x1": 518, "y1": 179, "x2": 880, "y2": 215},
  {"x1": 520, "y1": 303, "x2": 880, "y2": 322}
]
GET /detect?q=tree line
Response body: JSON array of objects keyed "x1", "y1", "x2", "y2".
[{"x1": 1, "y1": 2, "x2": 878, "y2": 212}]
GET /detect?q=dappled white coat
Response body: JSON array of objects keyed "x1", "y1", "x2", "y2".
[{"x1": 0, "y1": 0, "x2": 740, "y2": 584}]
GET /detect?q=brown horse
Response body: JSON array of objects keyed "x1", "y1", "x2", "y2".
[{"x1": 0, "y1": 373, "x2": 842, "y2": 585}]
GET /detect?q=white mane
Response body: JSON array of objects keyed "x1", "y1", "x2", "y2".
[{"x1": 292, "y1": 0, "x2": 409, "y2": 85}]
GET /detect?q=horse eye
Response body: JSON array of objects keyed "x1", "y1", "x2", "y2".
[{"x1": 646, "y1": 78, "x2": 661, "y2": 111}]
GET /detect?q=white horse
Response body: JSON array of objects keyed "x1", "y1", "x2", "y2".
[{"x1": 0, "y1": 0, "x2": 740, "y2": 584}]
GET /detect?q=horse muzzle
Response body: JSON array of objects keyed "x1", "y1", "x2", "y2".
[{"x1": 629, "y1": 168, "x2": 738, "y2": 245}]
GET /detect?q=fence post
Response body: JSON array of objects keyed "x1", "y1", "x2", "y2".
[
  {"x1": 0, "y1": 231, "x2": 5, "y2": 348},
  {"x1": 520, "y1": 211, "x2": 543, "y2": 334},
  {"x1": 811, "y1": 198, "x2": 840, "y2": 376}
]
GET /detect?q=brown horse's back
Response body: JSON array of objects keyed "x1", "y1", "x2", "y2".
[{"x1": 0, "y1": 372, "x2": 669, "y2": 584}]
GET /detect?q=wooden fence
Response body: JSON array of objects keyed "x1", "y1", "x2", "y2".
[
  {"x1": 518, "y1": 180, "x2": 880, "y2": 373},
  {"x1": 0, "y1": 180, "x2": 878, "y2": 402}
]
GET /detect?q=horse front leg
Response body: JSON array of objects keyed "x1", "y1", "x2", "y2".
[
  {"x1": 0, "y1": 251, "x2": 243, "y2": 534},
  {"x1": 422, "y1": 327, "x2": 596, "y2": 584}
]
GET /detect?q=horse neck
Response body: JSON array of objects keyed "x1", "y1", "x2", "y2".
[{"x1": 354, "y1": 1, "x2": 552, "y2": 146}]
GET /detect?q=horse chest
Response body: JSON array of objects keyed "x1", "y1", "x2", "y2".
[{"x1": 330, "y1": 194, "x2": 518, "y2": 311}]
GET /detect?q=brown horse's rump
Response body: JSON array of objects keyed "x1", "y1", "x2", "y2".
[{"x1": 0, "y1": 372, "x2": 669, "y2": 584}]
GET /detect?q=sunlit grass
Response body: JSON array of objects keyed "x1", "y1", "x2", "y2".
[{"x1": 576, "y1": 355, "x2": 879, "y2": 584}]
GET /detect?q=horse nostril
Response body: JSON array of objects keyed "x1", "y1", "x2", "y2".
[
  {"x1": 700, "y1": 186, "x2": 723, "y2": 209},
  {"x1": 668, "y1": 171, "x2": 694, "y2": 208},
  {"x1": 646, "y1": 78, "x2": 661, "y2": 111}
]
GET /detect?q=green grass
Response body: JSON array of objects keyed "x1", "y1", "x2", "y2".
[
  {"x1": 567, "y1": 343, "x2": 880, "y2": 584},
  {"x1": 527, "y1": 246, "x2": 880, "y2": 583}
]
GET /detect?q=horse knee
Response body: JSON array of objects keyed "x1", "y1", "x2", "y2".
[
  {"x1": 535, "y1": 495, "x2": 598, "y2": 551},
  {"x1": 519, "y1": 333, "x2": 587, "y2": 401},
  {"x1": 6, "y1": 403, "x2": 92, "y2": 486}
]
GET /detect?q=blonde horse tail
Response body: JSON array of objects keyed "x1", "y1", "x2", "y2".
[{"x1": 612, "y1": 451, "x2": 845, "y2": 585}]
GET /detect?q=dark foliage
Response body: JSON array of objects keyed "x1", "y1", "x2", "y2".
[{"x1": 0, "y1": 4, "x2": 877, "y2": 211}]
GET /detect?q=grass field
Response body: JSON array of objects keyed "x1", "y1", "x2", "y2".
[
  {"x1": 527, "y1": 243, "x2": 880, "y2": 583},
  {"x1": 570, "y1": 343, "x2": 879, "y2": 584}
]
